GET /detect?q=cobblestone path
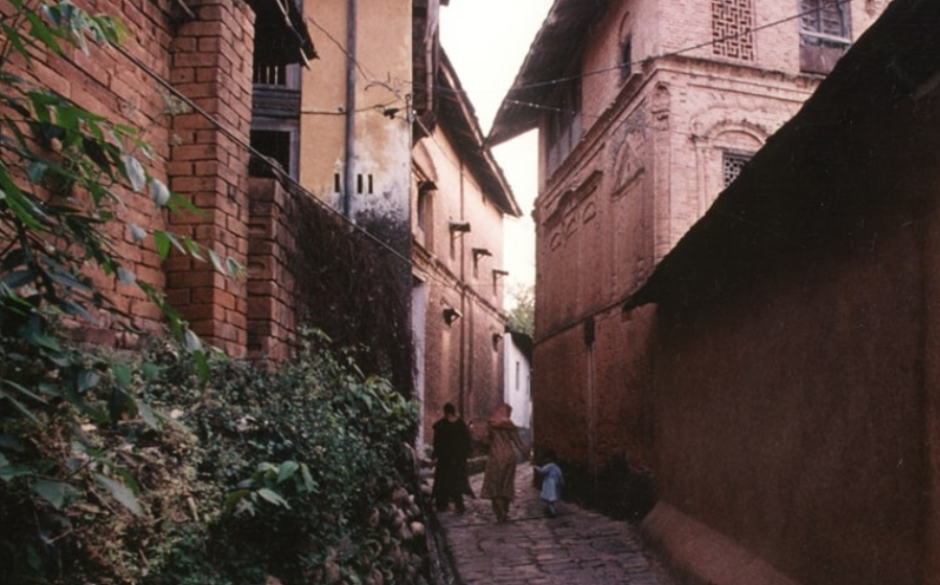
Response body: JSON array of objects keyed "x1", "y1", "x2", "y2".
[{"x1": 434, "y1": 463, "x2": 672, "y2": 585}]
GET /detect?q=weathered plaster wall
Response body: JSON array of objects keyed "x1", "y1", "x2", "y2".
[
  {"x1": 413, "y1": 123, "x2": 508, "y2": 445},
  {"x1": 300, "y1": 0, "x2": 412, "y2": 221},
  {"x1": 504, "y1": 333, "x2": 531, "y2": 436},
  {"x1": 649, "y1": 215, "x2": 925, "y2": 585}
]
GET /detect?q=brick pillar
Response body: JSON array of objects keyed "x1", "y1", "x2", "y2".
[
  {"x1": 247, "y1": 178, "x2": 297, "y2": 366},
  {"x1": 165, "y1": 0, "x2": 254, "y2": 357}
]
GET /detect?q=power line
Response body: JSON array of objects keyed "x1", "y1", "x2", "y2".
[
  {"x1": 104, "y1": 44, "x2": 510, "y2": 303},
  {"x1": 98, "y1": 0, "x2": 853, "y2": 299},
  {"x1": 304, "y1": 12, "x2": 373, "y2": 80},
  {"x1": 289, "y1": 0, "x2": 848, "y2": 141},
  {"x1": 431, "y1": 0, "x2": 851, "y2": 96}
]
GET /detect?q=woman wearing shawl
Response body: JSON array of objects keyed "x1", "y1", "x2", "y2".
[{"x1": 480, "y1": 403, "x2": 527, "y2": 522}]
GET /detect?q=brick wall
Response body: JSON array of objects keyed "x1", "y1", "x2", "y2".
[
  {"x1": 412, "y1": 124, "x2": 509, "y2": 446},
  {"x1": 530, "y1": 0, "x2": 887, "y2": 511},
  {"x1": 6, "y1": 0, "x2": 176, "y2": 344},
  {"x1": 247, "y1": 178, "x2": 297, "y2": 364},
  {"x1": 165, "y1": 0, "x2": 254, "y2": 357},
  {"x1": 3, "y1": 0, "x2": 303, "y2": 360}
]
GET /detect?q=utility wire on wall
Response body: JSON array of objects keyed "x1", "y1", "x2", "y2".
[
  {"x1": 425, "y1": 0, "x2": 851, "y2": 97},
  {"x1": 91, "y1": 0, "x2": 854, "y2": 300},
  {"x1": 98, "y1": 37, "x2": 508, "y2": 301}
]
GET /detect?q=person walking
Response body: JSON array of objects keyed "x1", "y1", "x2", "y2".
[
  {"x1": 480, "y1": 403, "x2": 527, "y2": 523},
  {"x1": 534, "y1": 449, "x2": 563, "y2": 517},
  {"x1": 431, "y1": 403, "x2": 472, "y2": 514}
]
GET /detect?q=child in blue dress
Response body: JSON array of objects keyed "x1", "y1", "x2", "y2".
[{"x1": 534, "y1": 449, "x2": 563, "y2": 517}]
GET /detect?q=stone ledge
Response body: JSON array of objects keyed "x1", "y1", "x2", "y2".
[{"x1": 641, "y1": 501, "x2": 800, "y2": 585}]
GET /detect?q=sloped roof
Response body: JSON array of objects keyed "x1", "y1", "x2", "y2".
[
  {"x1": 248, "y1": 0, "x2": 317, "y2": 62},
  {"x1": 622, "y1": 0, "x2": 940, "y2": 311},
  {"x1": 437, "y1": 50, "x2": 522, "y2": 217},
  {"x1": 487, "y1": 0, "x2": 607, "y2": 146}
]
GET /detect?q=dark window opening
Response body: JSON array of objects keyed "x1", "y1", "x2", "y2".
[
  {"x1": 249, "y1": 130, "x2": 291, "y2": 177},
  {"x1": 544, "y1": 78, "x2": 583, "y2": 178},
  {"x1": 620, "y1": 36, "x2": 632, "y2": 82},
  {"x1": 799, "y1": 0, "x2": 850, "y2": 74}
]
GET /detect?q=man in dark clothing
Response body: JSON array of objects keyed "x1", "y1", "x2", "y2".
[{"x1": 432, "y1": 403, "x2": 472, "y2": 513}]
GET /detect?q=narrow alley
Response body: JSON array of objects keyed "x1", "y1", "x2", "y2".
[{"x1": 434, "y1": 464, "x2": 671, "y2": 585}]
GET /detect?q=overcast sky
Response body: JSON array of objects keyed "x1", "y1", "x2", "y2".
[{"x1": 439, "y1": 0, "x2": 554, "y2": 299}]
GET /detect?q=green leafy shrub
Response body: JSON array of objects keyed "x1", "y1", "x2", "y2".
[
  {"x1": 1, "y1": 4, "x2": 427, "y2": 584},
  {"x1": 1, "y1": 329, "x2": 422, "y2": 584}
]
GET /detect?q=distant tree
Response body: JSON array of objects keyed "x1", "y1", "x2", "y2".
[{"x1": 506, "y1": 283, "x2": 534, "y2": 337}]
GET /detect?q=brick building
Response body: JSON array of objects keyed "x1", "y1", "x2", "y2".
[
  {"x1": 8, "y1": 0, "x2": 518, "y2": 440},
  {"x1": 411, "y1": 51, "x2": 521, "y2": 445},
  {"x1": 488, "y1": 0, "x2": 885, "y2": 511},
  {"x1": 624, "y1": 2, "x2": 940, "y2": 583},
  {"x1": 3, "y1": 0, "x2": 317, "y2": 359}
]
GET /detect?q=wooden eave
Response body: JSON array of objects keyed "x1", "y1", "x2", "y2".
[
  {"x1": 438, "y1": 50, "x2": 522, "y2": 217},
  {"x1": 487, "y1": 0, "x2": 608, "y2": 146},
  {"x1": 247, "y1": 0, "x2": 317, "y2": 63}
]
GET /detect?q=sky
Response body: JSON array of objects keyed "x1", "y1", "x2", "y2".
[{"x1": 439, "y1": 0, "x2": 554, "y2": 301}]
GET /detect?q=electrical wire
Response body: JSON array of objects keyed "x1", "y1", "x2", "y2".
[
  {"x1": 104, "y1": 39, "x2": 511, "y2": 302},
  {"x1": 428, "y1": 0, "x2": 851, "y2": 96},
  {"x1": 95, "y1": 0, "x2": 855, "y2": 303}
]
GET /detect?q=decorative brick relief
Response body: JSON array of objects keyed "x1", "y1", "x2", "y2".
[
  {"x1": 711, "y1": 0, "x2": 755, "y2": 62},
  {"x1": 544, "y1": 171, "x2": 603, "y2": 252},
  {"x1": 690, "y1": 115, "x2": 769, "y2": 231},
  {"x1": 610, "y1": 113, "x2": 648, "y2": 200},
  {"x1": 865, "y1": 0, "x2": 886, "y2": 16},
  {"x1": 582, "y1": 200, "x2": 597, "y2": 223}
]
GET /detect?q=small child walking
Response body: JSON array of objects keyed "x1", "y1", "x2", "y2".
[{"x1": 534, "y1": 450, "x2": 563, "y2": 517}]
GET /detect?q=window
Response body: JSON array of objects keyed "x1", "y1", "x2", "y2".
[
  {"x1": 250, "y1": 130, "x2": 293, "y2": 177},
  {"x1": 251, "y1": 15, "x2": 302, "y2": 180},
  {"x1": 722, "y1": 150, "x2": 753, "y2": 187},
  {"x1": 620, "y1": 36, "x2": 632, "y2": 82},
  {"x1": 711, "y1": 0, "x2": 755, "y2": 62},
  {"x1": 417, "y1": 184, "x2": 430, "y2": 230},
  {"x1": 416, "y1": 182, "x2": 435, "y2": 251},
  {"x1": 544, "y1": 78, "x2": 583, "y2": 177},
  {"x1": 799, "y1": 0, "x2": 850, "y2": 74}
]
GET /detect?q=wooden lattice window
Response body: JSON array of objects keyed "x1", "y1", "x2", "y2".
[
  {"x1": 799, "y1": 0, "x2": 850, "y2": 74},
  {"x1": 712, "y1": 0, "x2": 755, "y2": 61},
  {"x1": 723, "y1": 150, "x2": 752, "y2": 187}
]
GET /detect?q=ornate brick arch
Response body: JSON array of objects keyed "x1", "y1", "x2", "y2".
[{"x1": 691, "y1": 114, "x2": 771, "y2": 213}]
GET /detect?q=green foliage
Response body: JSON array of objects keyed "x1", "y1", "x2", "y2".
[
  {"x1": 150, "y1": 329, "x2": 420, "y2": 584},
  {"x1": 0, "y1": 5, "x2": 427, "y2": 585},
  {"x1": 0, "y1": 6, "x2": 248, "y2": 578},
  {"x1": 506, "y1": 283, "x2": 535, "y2": 337},
  {"x1": 0, "y1": 330, "x2": 421, "y2": 584},
  {"x1": 0, "y1": 0, "x2": 241, "y2": 371}
]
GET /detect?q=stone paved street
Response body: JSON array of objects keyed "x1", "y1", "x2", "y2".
[{"x1": 434, "y1": 463, "x2": 672, "y2": 585}]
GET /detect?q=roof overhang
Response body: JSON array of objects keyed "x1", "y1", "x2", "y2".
[
  {"x1": 248, "y1": 0, "x2": 317, "y2": 64},
  {"x1": 487, "y1": 0, "x2": 608, "y2": 146},
  {"x1": 438, "y1": 50, "x2": 522, "y2": 217}
]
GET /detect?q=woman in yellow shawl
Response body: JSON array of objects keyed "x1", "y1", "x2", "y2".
[{"x1": 480, "y1": 403, "x2": 527, "y2": 522}]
